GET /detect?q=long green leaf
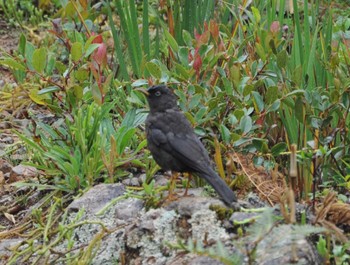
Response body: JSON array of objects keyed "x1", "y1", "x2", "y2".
[{"x1": 106, "y1": 1, "x2": 129, "y2": 81}]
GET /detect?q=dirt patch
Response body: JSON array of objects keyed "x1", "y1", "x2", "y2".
[{"x1": 0, "y1": 17, "x2": 20, "y2": 86}]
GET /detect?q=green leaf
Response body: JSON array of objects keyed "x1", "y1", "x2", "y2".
[
  {"x1": 255, "y1": 43, "x2": 266, "y2": 61},
  {"x1": 267, "y1": 99, "x2": 280, "y2": 113},
  {"x1": 131, "y1": 79, "x2": 149, "y2": 87},
  {"x1": 46, "y1": 56, "x2": 56, "y2": 75},
  {"x1": 277, "y1": 50, "x2": 288, "y2": 68},
  {"x1": 239, "y1": 115, "x2": 252, "y2": 134},
  {"x1": 37, "y1": 86, "x2": 60, "y2": 95},
  {"x1": 19, "y1": 33, "x2": 26, "y2": 56},
  {"x1": 295, "y1": 97, "x2": 305, "y2": 123},
  {"x1": 174, "y1": 63, "x2": 191, "y2": 79},
  {"x1": 292, "y1": 65, "x2": 303, "y2": 86},
  {"x1": 252, "y1": 91, "x2": 264, "y2": 112},
  {"x1": 145, "y1": 61, "x2": 161, "y2": 79},
  {"x1": 316, "y1": 236, "x2": 327, "y2": 257},
  {"x1": 0, "y1": 59, "x2": 26, "y2": 71},
  {"x1": 266, "y1": 86, "x2": 278, "y2": 104},
  {"x1": 285, "y1": 89, "x2": 305, "y2": 97},
  {"x1": 29, "y1": 89, "x2": 48, "y2": 105},
  {"x1": 243, "y1": 84, "x2": 254, "y2": 97},
  {"x1": 91, "y1": 83, "x2": 102, "y2": 105},
  {"x1": 271, "y1": 142, "x2": 287, "y2": 156},
  {"x1": 73, "y1": 85, "x2": 83, "y2": 99},
  {"x1": 234, "y1": 109, "x2": 244, "y2": 120},
  {"x1": 220, "y1": 124, "x2": 231, "y2": 144},
  {"x1": 117, "y1": 128, "x2": 136, "y2": 155},
  {"x1": 251, "y1": 7, "x2": 261, "y2": 23},
  {"x1": 188, "y1": 94, "x2": 202, "y2": 110},
  {"x1": 164, "y1": 29, "x2": 179, "y2": 52},
  {"x1": 84, "y1": 44, "x2": 100, "y2": 57},
  {"x1": 252, "y1": 139, "x2": 269, "y2": 153},
  {"x1": 75, "y1": 68, "x2": 89, "y2": 82},
  {"x1": 269, "y1": 39, "x2": 277, "y2": 54},
  {"x1": 178, "y1": 47, "x2": 189, "y2": 66},
  {"x1": 32, "y1": 47, "x2": 47, "y2": 73},
  {"x1": 25, "y1": 42, "x2": 35, "y2": 70},
  {"x1": 182, "y1": 30, "x2": 193, "y2": 47},
  {"x1": 71, "y1": 42, "x2": 83, "y2": 62}
]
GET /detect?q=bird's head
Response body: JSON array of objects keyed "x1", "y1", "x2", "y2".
[{"x1": 143, "y1": 85, "x2": 178, "y2": 113}]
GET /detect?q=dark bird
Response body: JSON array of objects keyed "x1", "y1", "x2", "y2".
[{"x1": 143, "y1": 85, "x2": 237, "y2": 206}]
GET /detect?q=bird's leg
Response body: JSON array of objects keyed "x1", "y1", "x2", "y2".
[
  {"x1": 183, "y1": 173, "x2": 192, "y2": 196},
  {"x1": 166, "y1": 171, "x2": 179, "y2": 201}
]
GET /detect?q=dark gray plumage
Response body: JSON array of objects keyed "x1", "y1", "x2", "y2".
[{"x1": 144, "y1": 85, "x2": 237, "y2": 205}]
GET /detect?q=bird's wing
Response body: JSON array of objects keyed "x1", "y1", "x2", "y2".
[
  {"x1": 147, "y1": 128, "x2": 168, "y2": 146},
  {"x1": 167, "y1": 132, "x2": 210, "y2": 173}
]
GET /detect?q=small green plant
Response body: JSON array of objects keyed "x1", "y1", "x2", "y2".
[
  {"x1": 6, "y1": 200, "x2": 113, "y2": 264},
  {"x1": 0, "y1": 0, "x2": 45, "y2": 26}
]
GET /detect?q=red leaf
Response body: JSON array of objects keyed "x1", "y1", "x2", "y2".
[
  {"x1": 193, "y1": 49, "x2": 202, "y2": 76},
  {"x1": 92, "y1": 34, "x2": 103, "y2": 44},
  {"x1": 92, "y1": 43, "x2": 107, "y2": 66}
]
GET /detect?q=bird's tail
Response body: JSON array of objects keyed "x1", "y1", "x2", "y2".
[{"x1": 198, "y1": 168, "x2": 237, "y2": 205}]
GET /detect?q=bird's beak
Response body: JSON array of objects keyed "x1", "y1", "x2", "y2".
[{"x1": 135, "y1": 88, "x2": 149, "y2": 96}]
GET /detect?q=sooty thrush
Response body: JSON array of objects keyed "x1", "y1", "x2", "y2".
[{"x1": 144, "y1": 85, "x2": 237, "y2": 205}]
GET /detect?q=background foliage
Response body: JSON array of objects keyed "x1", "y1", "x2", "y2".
[{"x1": 0, "y1": 0, "x2": 350, "y2": 263}]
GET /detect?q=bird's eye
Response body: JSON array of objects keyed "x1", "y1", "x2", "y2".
[{"x1": 155, "y1": 91, "x2": 161, "y2": 97}]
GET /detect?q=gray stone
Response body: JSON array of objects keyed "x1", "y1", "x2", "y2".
[
  {"x1": 9, "y1": 164, "x2": 38, "y2": 183},
  {"x1": 138, "y1": 173, "x2": 147, "y2": 184},
  {"x1": 67, "y1": 183, "x2": 125, "y2": 214},
  {"x1": 164, "y1": 190, "x2": 226, "y2": 216},
  {"x1": 0, "y1": 137, "x2": 13, "y2": 144},
  {"x1": 229, "y1": 212, "x2": 260, "y2": 224},
  {"x1": 126, "y1": 209, "x2": 179, "y2": 265},
  {"x1": 12, "y1": 119, "x2": 29, "y2": 128},
  {"x1": 256, "y1": 224, "x2": 322, "y2": 265},
  {"x1": 114, "y1": 198, "x2": 144, "y2": 221},
  {"x1": 189, "y1": 256, "x2": 225, "y2": 265},
  {"x1": 0, "y1": 238, "x2": 22, "y2": 265},
  {"x1": 246, "y1": 192, "x2": 268, "y2": 208},
  {"x1": 0, "y1": 159, "x2": 12, "y2": 174},
  {"x1": 122, "y1": 177, "x2": 140, "y2": 186},
  {"x1": 165, "y1": 254, "x2": 226, "y2": 265},
  {"x1": 0, "y1": 122, "x2": 10, "y2": 130}
]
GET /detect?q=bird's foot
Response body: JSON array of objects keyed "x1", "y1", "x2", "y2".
[{"x1": 166, "y1": 193, "x2": 179, "y2": 201}]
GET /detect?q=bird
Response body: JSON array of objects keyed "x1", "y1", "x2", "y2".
[{"x1": 142, "y1": 84, "x2": 237, "y2": 206}]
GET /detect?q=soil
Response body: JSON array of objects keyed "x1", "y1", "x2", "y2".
[{"x1": 0, "y1": 17, "x2": 19, "y2": 86}]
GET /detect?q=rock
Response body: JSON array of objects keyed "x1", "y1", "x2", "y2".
[
  {"x1": 8, "y1": 164, "x2": 38, "y2": 183},
  {"x1": 229, "y1": 212, "x2": 260, "y2": 224},
  {"x1": 138, "y1": 173, "x2": 147, "y2": 184},
  {"x1": 125, "y1": 195, "x2": 234, "y2": 265},
  {"x1": 122, "y1": 177, "x2": 140, "y2": 186},
  {"x1": 0, "y1": 238, "x2": 23, "y2": 265},
  {"x1": 67, "y1": 183, "x2": 126, "y2": 214},
  {"x1": 246, "y1": 192, "x2": 268, "y2": 207},
  {"x1": 114, "y1": 198, "x2": 144, "y2": 221},
  {"x1": 165, "y1": 254, "x2": 226, "y2": 265},
  {"x1": 0, "y1": 122, "x2": 10, "y2": 130},
  {"x1": 188, "y1": 256, "x2": 226, "y2": 265},
  {"x1": 165, "y1": 191, "x2": 226, "y2": 216},
  {"x1": 126, "y1": 208, "x2": 179, "y2": 264},
  {"x1": 256, "y1": 224, "x2": 323, "y2": 265},
  {"x1": 12, "y1": 119, "x2": 30, "y2": 129},
  {"x1": 189, "y1": 209, "x2": 230, "y2": 242},
  {"x1": 0, "y1": 136, "x2": 13, "y2": 144},
  {"x1": 154, "y1": 174, "x2": 170, "y2": 187},
  {"x1": 0, "y1": 159, "x2": 12, "y2": 174}
]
